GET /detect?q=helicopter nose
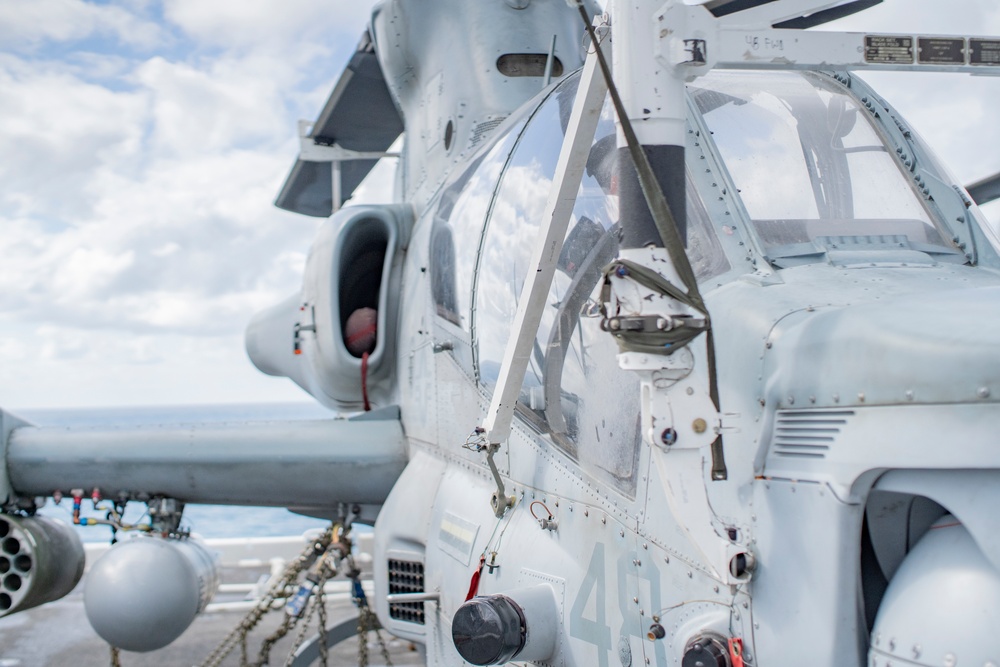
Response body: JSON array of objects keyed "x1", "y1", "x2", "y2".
[{"x1": 764, "y1": 285, "x2": 1000, "y2": 408}]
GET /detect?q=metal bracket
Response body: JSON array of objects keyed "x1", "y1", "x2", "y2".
[
  {"x1": 297, "y1": 120, "x2": 399, "y2": 163},
  {"x1": 655, "y1": 1, "x2": 1000, "y2": 79},
  {"x1": 147, "y1": 497, "x2": 185, "y2": 535},
  {"x1": 296, "y1": 120, "x2": 399, "y2": 214},
  {"x1": 486, "y1": 444, "x2": 515, "y2": 519},
  {"x1": 0, "y1": 409, "x2": 32, "y2": 509}
]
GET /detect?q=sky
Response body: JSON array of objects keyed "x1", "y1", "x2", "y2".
[{"x1": 1, "y1": 0, "x2": 999, "y2": 410}]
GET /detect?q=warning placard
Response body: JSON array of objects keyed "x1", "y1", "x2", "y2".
[
  {"x1": 865, "y1": 36, "x2": 914, "y2": 64},
  {"x1": 970, "y1": 39, "x2": 1000, "y2": 66},
  {"x1": 918, "y1": 38, "x2": 965, "y2": 64}
]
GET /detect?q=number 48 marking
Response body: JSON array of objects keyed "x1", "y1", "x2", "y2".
[{"x1": 569, "y1": 543, "x2": 667, "y2": 666}]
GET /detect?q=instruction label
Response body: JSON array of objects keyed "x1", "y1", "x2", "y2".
[
  {"x1": 918, "y1": 37, "x2": 965, "y2": 64},
  {"x1": 865, "y1": 35, "x2": 913, "y2": 64},
  {"x1": 970, "y1": 39, "x2": 1000, "y2": 65}
]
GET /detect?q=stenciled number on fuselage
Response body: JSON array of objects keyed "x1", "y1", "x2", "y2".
[{"x1": 570, "y1": 542, "x2": 667, "y2": 666}]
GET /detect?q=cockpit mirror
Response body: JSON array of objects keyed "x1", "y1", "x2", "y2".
[{"x1": 827, "y1": 95, "x2": 858, "y2": 142}]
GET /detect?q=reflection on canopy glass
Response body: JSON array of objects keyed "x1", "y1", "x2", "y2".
[
  {"x1": 475, "y1": 74, "x2": 642, "y2": 497},
  {"x1": 434, "y1": 69, "x2": 739, "y2": 498},
  {"x1": 689, "y1": 71, "x2": 964, "y2": 267}
]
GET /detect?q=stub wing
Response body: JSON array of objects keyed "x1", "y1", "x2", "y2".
[{"x1": 0, "y1": 405, "x2": 408, "y2": 517}]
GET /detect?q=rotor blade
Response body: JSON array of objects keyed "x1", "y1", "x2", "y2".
[
  {"x1": 967, "y1": 172, "x2": 1000, "y2": 206},
  {"x1": 774, "y1": 0, "x2": 883, "y2": 29},
  {"x1": 706, "y1": 0, "x2": 882, "y2": 27}
]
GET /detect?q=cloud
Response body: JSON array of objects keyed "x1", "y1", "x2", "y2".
[
  {"x1": 824, "y1": 0, "x2": 1000, "y2": 184},
  {"x1": 0, "y1": 55, "x2": 149, "y2": 221},
  {"x1": 162, "y1": 0, "x2": 374, "y2": 54},
  {"x1": 134, "y1": 56, "x2": 289, "y2": 156},
  {"x1": 0, "y1": 0, "x2": 164, "y2": 51},
  {"x1": 0, "y1": 2, "x2": 383, "y2": 407},
  {"x1": 0, "y1": 322, "x2": 310, "y2": 407}
]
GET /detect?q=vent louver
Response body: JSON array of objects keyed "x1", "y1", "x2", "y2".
[
  {"x1": 772, "y1": 410, "x2": 854, "y2": 459},
  {"x1": 388, "y1": 558, "x2": 425, "y2": 625}
]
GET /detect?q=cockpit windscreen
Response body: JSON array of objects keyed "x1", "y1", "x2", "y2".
[{"x1": 689, "y1": 71, "x2": 963, "y2": 267}]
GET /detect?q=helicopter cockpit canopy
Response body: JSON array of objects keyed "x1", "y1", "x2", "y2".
[
  {"x1": 426, "y1": 59, "x2": 994, "y2": 501},
  {"x1": 430, "y1": 72, "x2": 738, "y2": 499},
  {"x1": 688, "y1": 70, "x2": 967, "y2": 268}
]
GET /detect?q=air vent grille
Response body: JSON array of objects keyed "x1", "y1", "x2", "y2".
[
  {"x1": 388, "y1": 558, "x2": 425, "y2": 625},
  {"x1": 772, "y1": 410, "x2": 854, "y2": 459}
]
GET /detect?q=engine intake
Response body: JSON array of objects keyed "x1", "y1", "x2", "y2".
[{"x1": 246, "y1": 204, "x2": 414, "y2": 410}]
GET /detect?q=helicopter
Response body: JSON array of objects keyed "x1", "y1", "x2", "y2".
[{"x1": 3, "y1": 0, "x2": 1000, "y2": 665}]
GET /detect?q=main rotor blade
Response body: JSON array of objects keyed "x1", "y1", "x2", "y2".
[{"x1": 967, "y1": 172, "x2": 1000, "y2": 205}]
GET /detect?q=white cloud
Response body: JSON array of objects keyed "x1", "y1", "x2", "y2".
[
  {"x1": 0, "y1": 55, "x2": 149, "y2": 221},
  {"x1": 0, "y1": 0, "x2": 164, "y2": 50},
  {"x1": 0, "y1": 323, "x2": 309, "y2": 408},
  {"x1": 134, "y1": 56, "x2": 291, "y2": 156},
  {"x1": 162, "y1": 0, "x2": 374, "y2": 53},
  {"x1": 51, "y1": 246, "x2": 136, "y2": 301},
  {"x1": 824, "y1": 0, "x2": 1000, "y2": 185},
  {"x1": 0, "y1": 1, "x2": 380, "y2": 408}
]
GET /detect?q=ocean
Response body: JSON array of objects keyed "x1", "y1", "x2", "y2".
[{"x1": 20, "y1": 403, "x2": 339, "y2": 543}]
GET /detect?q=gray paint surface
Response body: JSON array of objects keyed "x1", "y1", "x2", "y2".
[{"x1": 6, "y1": 417, "x2": 407, "y2": 508}]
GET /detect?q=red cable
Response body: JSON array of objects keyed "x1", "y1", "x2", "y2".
[{"x1": 361, "y1": 351, "x2": 371, "y2": 412}]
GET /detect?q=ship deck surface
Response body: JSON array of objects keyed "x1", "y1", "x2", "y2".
[{"x1": 0, "y1": 563, "x2": 425, "y2": 667}]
